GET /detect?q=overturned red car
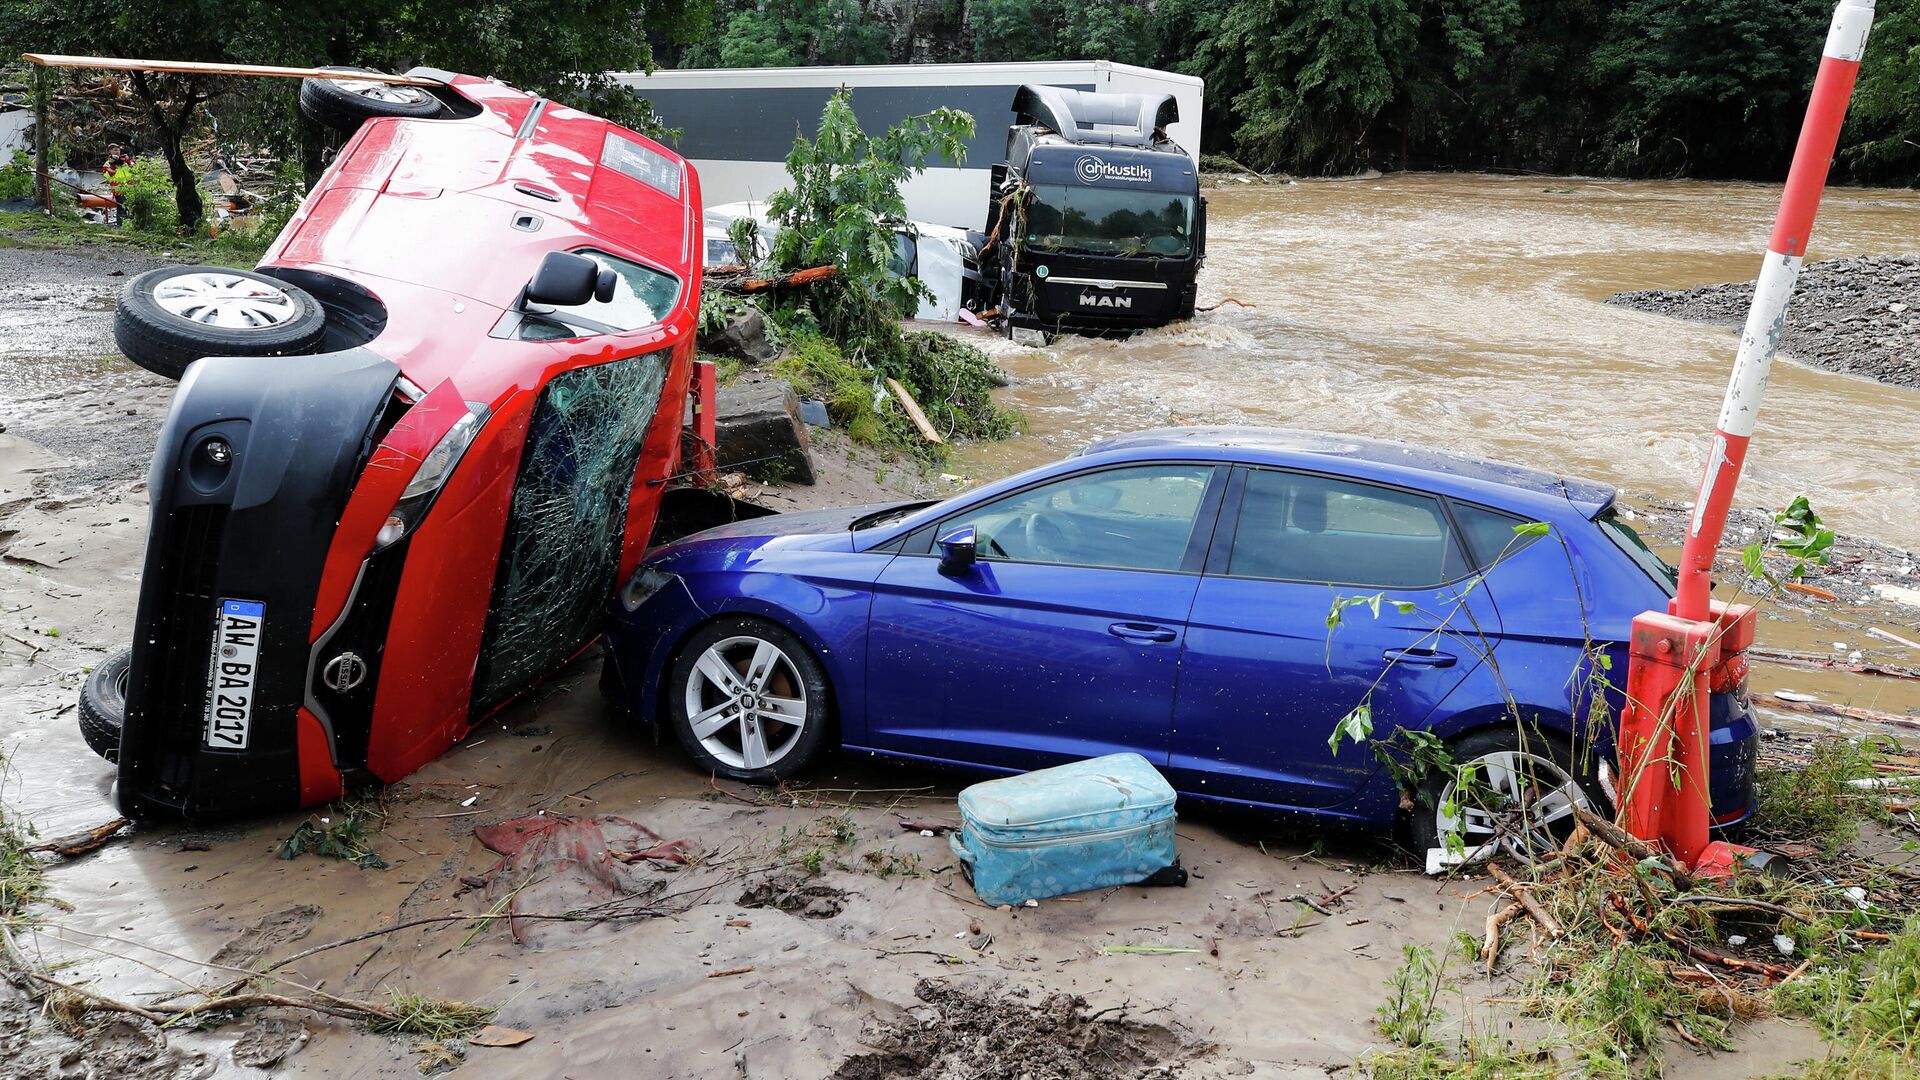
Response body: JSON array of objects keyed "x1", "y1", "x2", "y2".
[{"x1": 82, "y1": 69, "x2": 704, "y2": 818}]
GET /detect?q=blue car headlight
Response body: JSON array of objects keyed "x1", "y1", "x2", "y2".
[{"x1": 620, "y1": 566, "x2": 679, "y2": 612}]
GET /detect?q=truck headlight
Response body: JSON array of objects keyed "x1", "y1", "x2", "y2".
[{"x1": 373, "y1": 402, "x2": 489, "y2": 551}]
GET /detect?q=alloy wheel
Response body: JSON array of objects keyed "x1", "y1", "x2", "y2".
[
  {"x1": 151, "y1": 272, "x2": 301, "y2": 330},
  {"x1": 1433, "y1": 746, "x2": 1591, "y2": 859},
  {"x1": 329, "y1": 78, "x2": 433, "y2": 106},
  {"x1": 683, "y1": 635, "x2": 809, "y2": 770}
]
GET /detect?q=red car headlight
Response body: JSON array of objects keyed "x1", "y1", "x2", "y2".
[{"x1": 373, "y1": 402, "x2": 490, "y2": 551}]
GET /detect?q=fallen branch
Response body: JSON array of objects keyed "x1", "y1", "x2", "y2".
[
  {"x1": 1748, "y1": 647, "x2": 1920, "y2": 683},
  {"x1": 1488, "y1": 865, "x2": 1564, "y2": 939},
  {"x1": 1667, "y1": 894, "x2": 1810, "y2": 923},
  {"x1": 1573, "y1": 807, "x2": 1699, "y2": 890},
  {"x1": 26, "y1": 817, "x2": 129, "y2": 857},
  {"x1": 729, "y1": 265, "x2": 838, "y2": 293},
  {"x1": 885, "y1": 378, "x2": 945, "y2": 445},
  {"x1": 1660, "y1": 932, "x2": 1796, "y2": 981},
  {"x1": 1196, "y1": 296, "x2": 1254, "y2": 312}
]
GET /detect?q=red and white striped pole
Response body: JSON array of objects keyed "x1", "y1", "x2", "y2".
[
  {"x1": 1621, "y1": 0, "x2": 1875, "y2": 871},
  {"x1": 1673, "y1": 0, "x2": 1876, "y2": 621}
]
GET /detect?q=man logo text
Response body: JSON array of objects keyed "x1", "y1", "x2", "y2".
[{"x1": 1079, "y1": 293, "x2": 1132, "y2": 309}]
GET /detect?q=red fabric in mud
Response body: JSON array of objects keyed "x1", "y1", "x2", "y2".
[{"x1": 474, "y1": 814, "x2": 688, "y2": 944}]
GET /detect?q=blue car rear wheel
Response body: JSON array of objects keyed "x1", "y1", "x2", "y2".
[
  {"x1": 1411, "y1": 729, "x2": 1607, "y2": 861},
  {"x1": 666, "y1": 617, "x2": 830, "y2": 783}
]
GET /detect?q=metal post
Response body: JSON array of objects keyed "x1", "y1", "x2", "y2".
[
  {"x1": 33, "y1": 64, "x2": 51, "y2": 213},
  {"x1": 1619, "y1": 0, "x2": 1876, "y2": 870}
]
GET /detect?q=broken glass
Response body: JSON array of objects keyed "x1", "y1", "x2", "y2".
[{"x1": 471, "y1": 351, "x2": 669, "y2": 714}]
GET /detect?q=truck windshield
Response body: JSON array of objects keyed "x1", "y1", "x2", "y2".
[{"x1": 1025, "y1": 186, "x2": 1193, "y2": 258}]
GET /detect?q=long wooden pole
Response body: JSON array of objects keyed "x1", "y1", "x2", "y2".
[{"x1": 20, "y1": 54, "x2": 438, "y2": 86}]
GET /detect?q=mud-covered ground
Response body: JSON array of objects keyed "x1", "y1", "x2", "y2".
[
  {"x1": 1609, "y1": 254, "x2": 1920, "y2": 389},
  {"x1": 2, "y1": 232, "x2": 1917, "y2": 1079}
]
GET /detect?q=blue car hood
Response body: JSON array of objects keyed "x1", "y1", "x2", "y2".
[{"x1": 648, "y1": 502, "x2": 904, "y2": 563}]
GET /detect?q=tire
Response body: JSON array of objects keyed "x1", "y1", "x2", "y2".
[
  {"x1": 665, "y1": 617, "x2": 832, "y2": 784},
  {"x1": 1407, "y1": 728, "x2": 1609, "y2": 861},
  {"x1": 299, "y1": 68, "x2": 445, "y2": 133},
  {"x1": 114, "y1": 266, "x2": 328, "y2": 380},
  {"x1": 78, "y1": 649, "x2": 131, "y2": 762}
]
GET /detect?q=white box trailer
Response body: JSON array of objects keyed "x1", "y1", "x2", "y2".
[{"x1": 609, "y1": 61, "x2": 1203, "y2": 231}]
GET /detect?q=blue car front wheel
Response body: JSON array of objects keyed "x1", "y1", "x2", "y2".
[{"x1": 666, "y1": 617, "x2": 831, "y2": 783}]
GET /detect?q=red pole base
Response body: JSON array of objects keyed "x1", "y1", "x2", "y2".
[{"x1": 1619, "y1": 611, "x2": 1719, "y2": 863}]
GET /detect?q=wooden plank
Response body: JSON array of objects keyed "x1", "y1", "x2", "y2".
[
  {"x1": 21, "y1": 54, "x2": 439, "y2": 86},
  {"x1": 885, "y1": 378, "x2": 944, "y2": 445}
]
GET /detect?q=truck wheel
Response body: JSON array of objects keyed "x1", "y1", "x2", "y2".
[
  {"x1": 300, "y1": 68, "x2": 445, "y2": 132},
  {"x1": 115, "y1": 266, "x2": 328, "y2": 380},
  {"x1": 78, "y1": 649, "x2": 131, "y2": 761}
]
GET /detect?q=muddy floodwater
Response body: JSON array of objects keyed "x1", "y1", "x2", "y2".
[{"x1": 957, "y1": 174, "x2": 1920, "y2": 554}]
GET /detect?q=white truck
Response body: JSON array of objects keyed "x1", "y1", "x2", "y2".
[{"x1": 609, "y1": 60, "x2": 1203, "y2": 231}]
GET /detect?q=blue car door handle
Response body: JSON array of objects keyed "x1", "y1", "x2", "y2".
[
  {"x1": 1383, "y1": 647, "x2": 1456, "y2": 667},
  {"x1": 1109, "y1": 622, "x2": 1178, "y2": 643}
]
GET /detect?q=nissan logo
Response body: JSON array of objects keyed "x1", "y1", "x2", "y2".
[{"x1": 322, "y1": 651, "x2": 369, "y2": 692}]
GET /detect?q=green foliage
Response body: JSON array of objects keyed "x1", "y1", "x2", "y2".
[
  {"x1": 276, "y1": 799, "x2": 390, "y2": 869},
  {"x1": 1377, "y1": 943, "x2": 1446, "y2": 1047},
  {"x1": 1593, "y1": 0, "x2": 1831, "y2": 177},
  {"x1": 113, "y1": 157, "x2": 177, "y2": 234},
  {"x1": 1, "y1": 753, "x2": 44, "y2": 922},
  {"x1": 681, "y1": 0, "x2": 890, "y2": 67},
  {"x1": 1327, "y1": 703, "x2": 1374, "y2": 757},
  {"x1": 767, "y1": 88, "x2": 972, "y2": 347},
  {"x1": 1753, "y1": 736, "x2": 1891, "y2": 846},
  {"x1": 0, "y1": 150, "x2": 35, "y2": 202}
]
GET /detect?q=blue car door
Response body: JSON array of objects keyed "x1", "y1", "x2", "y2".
[
  {"x1": 1169, "y1": 467, "x2": 1501, "y2": 809},
  {"x1": 864, "y1": 463, "x2": 1224, "y2": 770}
]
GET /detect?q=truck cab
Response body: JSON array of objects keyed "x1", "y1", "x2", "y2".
[{"x1": 980, "y1": 84, "x2": 1204, "y2": 337}]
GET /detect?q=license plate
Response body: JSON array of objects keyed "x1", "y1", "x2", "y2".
[{"x1": 204, "y1": 599, "x2": 264, "y2": 750}]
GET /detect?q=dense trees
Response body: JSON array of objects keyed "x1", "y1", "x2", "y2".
[
  {"x1": 1, "y1": 0, "x2": 705, "y2": 226},
  {"x1": 667, "y1": 0, "x2": 1920, "y2": 184}
]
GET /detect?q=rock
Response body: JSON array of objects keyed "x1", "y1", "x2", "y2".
[
  {"x1": 715, "y1": 381, "x2": 815, "y2": 485},
  {"x1": 700, "y1": 306, "x2": 778, "y2": 364}
]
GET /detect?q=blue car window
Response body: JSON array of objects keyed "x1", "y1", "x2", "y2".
[
  {"x1": 1229, "y1": 470, "x2": 1468, "y2": 587},
  {"x1": 1450, "y1": 501, "x2": 1542, "y2": 569},
  {"x1": 941, "y1": 464, "x2": 1213, "y2": 572}
]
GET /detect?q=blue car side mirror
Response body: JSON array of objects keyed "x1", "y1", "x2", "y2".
[{"x1": 937, "y1": 525, "x2": 978, "y2": 575}]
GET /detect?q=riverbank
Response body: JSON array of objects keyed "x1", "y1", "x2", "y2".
[{"x1": 1609, "y1": 254, "x2": 1920, "y2": 389}]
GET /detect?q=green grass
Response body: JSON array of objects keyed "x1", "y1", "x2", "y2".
[
  {"x1": 0, "y1": 210, "x2": 272, "y2": 268},
  {"x1": 366, "y1": 990, "x2": 496, "y2": 1040},
  {"x1": 1, "y1": 753, "x2": 43, "y2": 923}
]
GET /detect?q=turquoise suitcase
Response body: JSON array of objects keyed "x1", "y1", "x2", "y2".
[{"x1": 949, "y1": 753, "x2": 1182, "y2": 906}]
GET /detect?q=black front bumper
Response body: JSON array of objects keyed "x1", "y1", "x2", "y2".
[
  {"x1": 116, "y1": 349, "x2": 400, "y2": 819},
  {"x1": 1004, "y1": 264, "x2": 1197, "y2": 334}
]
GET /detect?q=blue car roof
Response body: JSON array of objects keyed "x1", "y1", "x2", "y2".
[{"x1": 1080, "y1": 427, "x2": 1617, "y2": 518}]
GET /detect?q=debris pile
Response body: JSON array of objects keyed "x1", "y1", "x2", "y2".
[{"x1": 830, "y1": 978, "x2": 1198, "y2": 1080}]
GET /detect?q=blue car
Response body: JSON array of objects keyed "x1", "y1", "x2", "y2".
[{"x1": 604, "y1": 428, "x2": 1757, "y2": 854}]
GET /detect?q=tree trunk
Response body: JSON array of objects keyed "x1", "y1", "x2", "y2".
[{"x1": 130, "y1": 72, "x2": 207, "y2": 232}]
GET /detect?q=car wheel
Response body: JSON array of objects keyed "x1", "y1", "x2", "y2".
[
  {"x1": 1408, "y1": 728, "x2": 1607, "y2": 861},
  {"x1": 299, "y1": 68, "x2": 446, "y2": 132},
  {"x1": 666, "y1": 618, "x2": 830, "y2": 784},
  {"x1": 78, "y1": 649, "x2": 131, "y2": 762},
  {"x1": 114, "y1": 266, "x2": 328, "y2": 380}
]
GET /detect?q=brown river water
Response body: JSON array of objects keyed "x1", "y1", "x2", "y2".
[{"x1": 955, "y1": 173, "x2": 1920, "y2": 554}]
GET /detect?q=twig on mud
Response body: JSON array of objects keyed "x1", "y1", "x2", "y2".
[
  {"x1": 1482, "y1": 902, "x2": 1526, "y2": 975},
  {"x1": 708, "y1": 776, "x2": 765, "y2": 806},
  {"x1": 1278, "y1": 893, "x2": 1335, "y2": 916}
]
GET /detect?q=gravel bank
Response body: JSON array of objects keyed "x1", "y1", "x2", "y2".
[{"x1": 1609, "y1": 254, "x2": 1920, "y2": 389}]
